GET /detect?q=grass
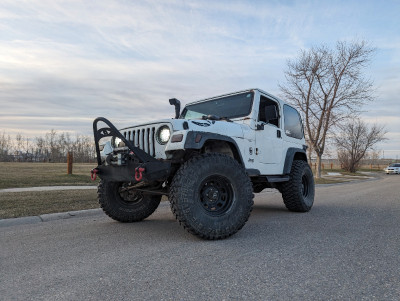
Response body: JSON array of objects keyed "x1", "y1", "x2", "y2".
[
  {"x1": 0, "y1": 189, "x2": 99, "y2": 219},
  {"x1": 314, "y1": 178, "x2": 342, "y2": 184},
  {"x1": 0, "y1": 162, "x2": 378, "y2": 219},
  {"x1": 0, "y1": 162, "x2": 99, "y2": 189}
]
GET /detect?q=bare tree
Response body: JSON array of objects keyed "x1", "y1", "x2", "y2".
[
  {"x1": 35, "y1": 136, "x2": 46, "y2": 160},
  {"x1": 335, "y1": 119, "x2": 386, "y2": 173},
  {"x1": 15, "y1": 133, "x2": 24, "y2": 152},
  {"x1": 280, "y1": 40, "x2": 375, "y2": 178},
  {"x1": 0, "y1": 131, "x2": 12, "y2": 161}
]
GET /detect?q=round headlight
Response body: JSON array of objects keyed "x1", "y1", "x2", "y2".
[{"x1": 156, "y1": 126, "x2": 171, "y2": 144}]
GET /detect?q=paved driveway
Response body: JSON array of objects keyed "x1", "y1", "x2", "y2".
[{"x1": 1, "y1": 176, "x2": 399, "y2": 300}]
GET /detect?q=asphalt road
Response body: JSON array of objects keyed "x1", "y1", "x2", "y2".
[{"x1": 1, "y1": 175, "x2": 399, "y2": 300}]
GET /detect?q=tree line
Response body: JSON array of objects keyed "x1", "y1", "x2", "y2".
[{"x1": 0, "y1": 130, "x2": 96, "y2": 163}]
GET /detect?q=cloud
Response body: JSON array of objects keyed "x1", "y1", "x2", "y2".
[{"x1": 0, "y1": 0, "x2": 400, "y2": 156}]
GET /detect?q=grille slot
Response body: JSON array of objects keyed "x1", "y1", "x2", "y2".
[{"x1": 123, "y1": 127, "x2": 157, "y2": 157}]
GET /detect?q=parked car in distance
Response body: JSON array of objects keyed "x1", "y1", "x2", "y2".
[{"x1": 384, "y1": 163, "x2": 400, "y2": 174}]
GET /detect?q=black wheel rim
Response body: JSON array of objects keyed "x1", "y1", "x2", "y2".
[
  {"x1": 118, "y1": 183, "x2": 143, "y2": 205},
  {"x1": 301, "y1": 174, "x2": 309, "y2": 198},
  {"x1": 199, "y1": 175, "x2": 234, "y2": 216}
]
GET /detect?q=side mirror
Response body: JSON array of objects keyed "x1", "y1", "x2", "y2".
[{"x1": 169, "y1": 98, "x2": 181, "y2": 119}]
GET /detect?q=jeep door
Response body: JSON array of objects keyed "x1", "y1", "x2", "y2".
[{"x1": 254, "y1": 95, "x2": 283, "y2": 167}]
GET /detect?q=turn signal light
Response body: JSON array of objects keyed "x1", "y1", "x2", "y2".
[{"x1": 171, "y1": 134, "x2": 184, "y2": 143}]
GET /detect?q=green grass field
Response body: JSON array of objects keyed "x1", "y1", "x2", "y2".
[
  {"x1": 0, "y1": 189, "x2": 98, "y2": 219},
  {"x1": 0, "y1": 162, "x2": 98, "y2": 189}
]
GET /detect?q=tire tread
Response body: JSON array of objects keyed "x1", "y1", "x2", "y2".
[{"x1": 169, "y1": 153, "x2": 254, "y2": 240}]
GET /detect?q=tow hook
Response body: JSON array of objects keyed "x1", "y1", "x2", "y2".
[
  {"x1": 91, "y1": 168, "x2": 98, "y2": 181},
  {"x1": 135, "y1": 167, "x2": 145, "y2": 181}
]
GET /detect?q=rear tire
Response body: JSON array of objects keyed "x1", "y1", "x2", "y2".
[
  {"x1": 280, "y1": 160, "x2": 314, "y2": 212},
  {"x1": 169, "y1": 153, "x2": 254, "y2": 240},
  {"x1": 98, "y1": 180, "x2": 161, "y2": 222}
]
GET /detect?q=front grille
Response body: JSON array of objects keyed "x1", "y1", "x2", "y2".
[{"x1": 123, "y1": 127, "x2": 156, "y2": 157}]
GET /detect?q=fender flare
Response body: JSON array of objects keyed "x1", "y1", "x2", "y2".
[
  {"x1": 184, "y1": 131, "x2": 244, "y2": 165},
  {"x1": 283, "y1": 147, "x2": 307, "y2": 174}
]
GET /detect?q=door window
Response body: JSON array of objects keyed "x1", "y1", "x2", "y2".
[
  {"x1": 283, "y1": 105, "x2": 303, "y2": 139},
  {"x1": 258, "y1": 96, "x2": 279, "y2": 127}
]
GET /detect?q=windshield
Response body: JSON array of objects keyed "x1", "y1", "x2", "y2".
[
  {"x1": 389, "y1": 163, "x2": 400, "y2": 167},
  {"x1": 181, "y1": 92, "x2": 254, "y2": 119}
]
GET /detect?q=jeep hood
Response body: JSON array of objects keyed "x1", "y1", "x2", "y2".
[{"x1": 120, "y1": 119, "x2": 245, "y2": 139}]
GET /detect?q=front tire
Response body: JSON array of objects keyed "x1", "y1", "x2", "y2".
[
  {"x1": 169, "y1": 153, "x2": 254, "y2": 240},
  {"x1": 98, "y1": 180, "x2": 161, "y2": 222},
  {"x1": 280, "y1": 160, "x2": 315, "y2": 212}
]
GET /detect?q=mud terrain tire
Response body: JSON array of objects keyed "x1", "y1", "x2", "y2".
[
  {"x1": 169, "y1": 153, "x2": 254, "y2": 240},
  {"x1": 98, "y1": 180, "x2": 161, "y2": 222},
  {"x1": 280, "y1": 160, "x2": 314, "y2": 212}
]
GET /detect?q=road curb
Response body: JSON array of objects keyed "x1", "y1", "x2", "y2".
[
  {"x1": 0, "y1": 216, "x2": 43, "y2": 227},
  {"x1": 0, "y1": 208, "x2": 103, "y2": 228},
  {"x1": 0, "y1": 202, "x2": 171, "y2": 228}
]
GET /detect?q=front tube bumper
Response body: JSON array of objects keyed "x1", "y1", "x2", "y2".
[{"x1": 92, "y1": 117, "x2": 171, "y2": 183}]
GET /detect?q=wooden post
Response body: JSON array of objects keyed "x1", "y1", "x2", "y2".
[
  {"x1": 322, "y1": 163, "x2": 324, "y2": 170},
  {"x1": 331, "y1": 163, "x2": 333, "y2": 170},
  {"x1": 67, "y1": 152, "x2": 73, "y2": 174}
]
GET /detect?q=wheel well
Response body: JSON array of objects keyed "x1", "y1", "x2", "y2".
[
  {"x1": 202, "y1": 140, "x2": 243, "y2": 165},
  {"x1": 283, "y1": 148, "x2": 308, "y2": 175},
  {"x1": 293, "y1": 151, "x2": 307, "y2": 162}
]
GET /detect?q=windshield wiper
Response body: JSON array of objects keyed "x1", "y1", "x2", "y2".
[
  {"x1": 220, "y1": 116, "x2": 233, "y2": 122},
  {"x1": 201, "y1": 115, "x2": 232, "y2": 122}
]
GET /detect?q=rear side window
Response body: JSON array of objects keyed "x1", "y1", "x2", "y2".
[{"x1": 283, "y1": 105, "x2": 304, "y2": 139}]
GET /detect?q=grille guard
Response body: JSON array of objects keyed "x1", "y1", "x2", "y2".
[{"x1": 93, "y1": 117, "x2": 171, "y2": 183}]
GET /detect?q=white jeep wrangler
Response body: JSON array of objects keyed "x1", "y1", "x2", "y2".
[{"x1": 92, "y1": 88, "x2": 315, "y2": 240}]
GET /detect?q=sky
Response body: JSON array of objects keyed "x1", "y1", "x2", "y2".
[{"x1": 0, "y1": 0, "x2": 399, "y2": 158}]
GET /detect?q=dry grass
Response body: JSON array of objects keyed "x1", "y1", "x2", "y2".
[
  {"x1": 0, "y1": 162, "x2": 98, "y2": 189},
  {"x1": 314, "y1": 178, "x2": 348, "y2": 185},
  {"x1": 0, "y1": 189, "x2": 99, "y2": 219}
]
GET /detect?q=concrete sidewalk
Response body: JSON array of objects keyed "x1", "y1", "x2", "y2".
[{"x1": 0, "y1": 185, "x2": 97, "y2": 193}]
